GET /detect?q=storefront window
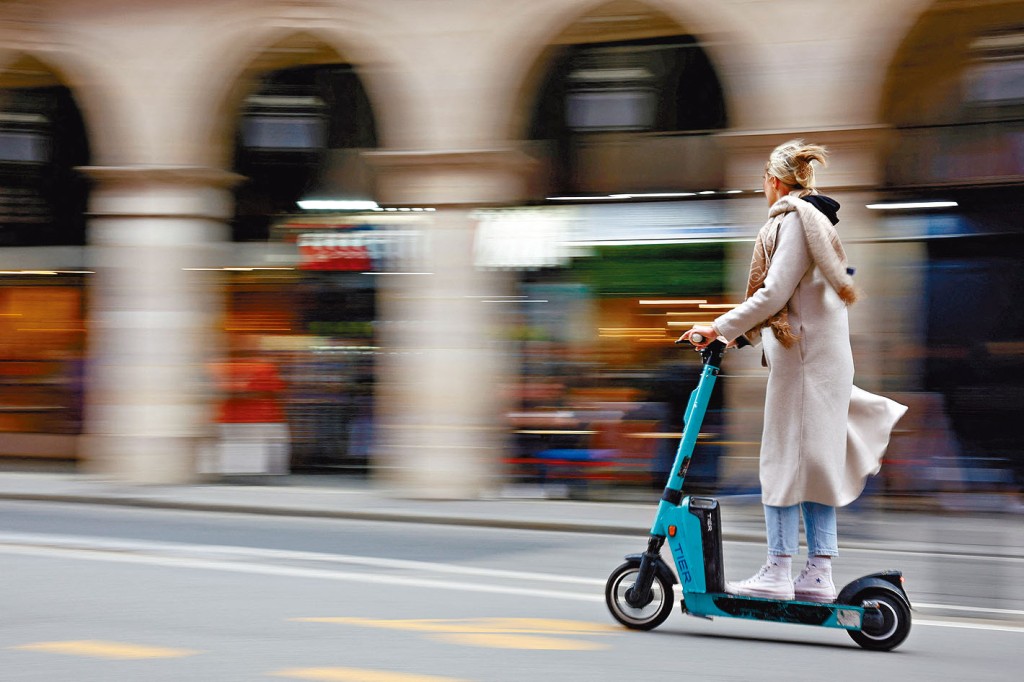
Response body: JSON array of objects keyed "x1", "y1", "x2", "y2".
[{"x1": 0, "y1": 276, "x2": 85, "y2": 439}]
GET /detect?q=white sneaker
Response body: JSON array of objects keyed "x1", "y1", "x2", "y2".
[
  {"x1": 726, "y1": 558, "x2": 794, "y2": 600},
  {"x1": 794, "y1": 561, "x2": 836, "y2": 602}
]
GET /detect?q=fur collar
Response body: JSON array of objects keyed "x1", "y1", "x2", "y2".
[
  {"x1": 769, "y1": 194, "x2": 857, "y2": 305},
  {"x1": 742, "y1": 193, "x2": 858, "y2": 347}
]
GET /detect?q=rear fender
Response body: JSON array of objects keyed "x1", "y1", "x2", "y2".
[{"x1": 837, "y1": 571, "x2": 911, "y2": 610}]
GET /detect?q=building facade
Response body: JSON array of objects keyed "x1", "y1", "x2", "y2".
[{"x1": 0, "y1": 0, "x2": 1020, "y2": 498}]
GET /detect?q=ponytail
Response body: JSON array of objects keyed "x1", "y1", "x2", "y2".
[{"x1": 766, "y1": 139, "x2": 828, "y2": 189}]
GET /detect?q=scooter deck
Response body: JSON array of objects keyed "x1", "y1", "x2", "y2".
[{"x1": 683, "y1": 591, "x2": 864, "y2": 630}]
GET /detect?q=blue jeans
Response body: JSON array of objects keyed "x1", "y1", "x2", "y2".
[{"x1": 764, "y1": 502, "x2": 838, "y2": 557}]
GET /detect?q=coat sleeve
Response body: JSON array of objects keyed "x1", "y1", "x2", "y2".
[{"x1": 714, "y1": 213, "x2": 812, "y2": 342}]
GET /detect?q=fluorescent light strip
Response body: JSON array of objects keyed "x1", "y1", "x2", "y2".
[
  {"x1": 547, "y1": 190, "x2": 736, "y2": 201},
  {"x1": 0, "y1": 270, "x2": 94, "y2": 275},
  {"x1": 866, "y1": 201, "x2": 958, "y2": 210},
  {"x1": 547, "y1": 194, "x2": 630, "y2": 201},
  {"x1": 572, "y1": 238, "x2": 744, "y2": 246},
  {"x1": 297, "y1": 200, "x2": 380, "y2": 211},
  {"x1": 0, "y1": 270, "x2": 57, "y2": 275},
  {"x1": 182, "y1": 267, "x2": 294, "y2": 272}
]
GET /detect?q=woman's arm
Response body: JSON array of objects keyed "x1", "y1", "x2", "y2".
[{"x1": 713, "y1": 214, "x2": 812, "y2": 342}]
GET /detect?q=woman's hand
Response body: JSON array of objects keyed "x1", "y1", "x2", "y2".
[{"x1": 678, "y1": 325, "x2": 720, "y2": 349}]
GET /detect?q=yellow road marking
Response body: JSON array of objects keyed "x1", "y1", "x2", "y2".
[
  {"x1": 292, "y1": 617, "x2": 617, "y2": 636},
  {"x1": 291, "y1": 617, "x2": 615, "y2": 651},
  {"x1": 270, "y1": 668, "x2": 470, "y2": 682},
  {"x1": 13, "y1": 640, "x2": 198, "y2": 660},
  {"x1": 429, "y1": 633, "x2": 605, "y2": 650}
]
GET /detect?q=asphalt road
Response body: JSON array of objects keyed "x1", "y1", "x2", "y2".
[{"x1": 0, "y1": 501, "x2": 1021, "y2": 681}]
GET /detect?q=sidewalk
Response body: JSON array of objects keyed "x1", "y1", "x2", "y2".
[{"x1": 0, "y1": 472, "x2": 1020, "y2": 559}]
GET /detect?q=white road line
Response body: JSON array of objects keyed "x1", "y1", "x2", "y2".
[
  {"x1": 915, "y1": 602, "x2": 1024, "y2": 617},
  {"x1": 0, "y1": 532, "x2": 604, "y2": 586},
  {"x1": 0, "y1": 544, "x2": 604, "y2": 603},
  {"x1": 915, "y1": 619, "x2": 1024, "y2": 634},
  {"x1": 1, "y1": 533, "x2": 1022, "y2": 635}
]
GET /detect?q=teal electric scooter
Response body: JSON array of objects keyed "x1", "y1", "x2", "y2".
[{"x1": 605, "y1": 337, "x2": 912, "y2": 650}]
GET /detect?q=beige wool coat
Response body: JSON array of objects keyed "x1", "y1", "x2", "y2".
[{"x1": 714, "y1": 194, "x2": 907, "y2": 507}]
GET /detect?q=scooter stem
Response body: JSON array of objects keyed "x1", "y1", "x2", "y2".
[
  {"x1": 664, "y1": 340, "x2": 726, "y2": 494},
  {"x1": 629, "y1": 340, "x2": 728, "y2": 608}
]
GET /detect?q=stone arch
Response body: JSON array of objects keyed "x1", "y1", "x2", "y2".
[
  {"x1": 212, "y1": 30, "x2": 386, "y2": 242},
  {"x1": 0, "y1": 44, "x2": 122, "y2": 164},
  {"x1": 0, "y1": 50, "x2": 95, "y2": 245},
  {"x1": 0, "y1": 0, "x2": 128, "y2": 164},
  {"x1": 487, "y1": 0, "x2": 734, "y2": 197},
  {"x1": 199, "y1": 21, "x2": 410, "y2": 168},
  {"x1": 879, "y1": 0, "x2": 1024, "y2": 188},
  {"x1": 881, "y1": 1, "x2": 1024, "y2": 125},
  {"x1": 493, "y1": 0, "x2": 736, "y2": 144}
]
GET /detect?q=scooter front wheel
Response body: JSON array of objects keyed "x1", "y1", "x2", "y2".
[{"x1": 605, "y1": 561, "x2": 675, "y2": 630}]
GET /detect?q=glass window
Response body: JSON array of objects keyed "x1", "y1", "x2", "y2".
[{"x1": 241, "y1": 115, "x2": 325, "y2": 150}]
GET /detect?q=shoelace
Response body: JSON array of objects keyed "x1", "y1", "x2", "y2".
[
  {"x1": 738, "y1": 563, "x2": 775, "y2": 585},
  {"x1": 795, "y1": 567, "x2": 833, "y2": 586}
]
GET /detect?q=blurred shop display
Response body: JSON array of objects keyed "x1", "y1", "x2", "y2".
[
  {"x1": 273, "y1": 212, "x2": 427, "y2": 274},
  {"x1": 201, "y1": 339, "x2": 290, "y2": 476},
  {"x1": 499, "y1": 241, "x2": 729, "y2": 498},
  {"x1": 217, "y1": 255, "x2": 380, "y2": 475},
  {"x1": 0, "y1": 276, "x2": 86, "y2": 459},
  {"x1": 283, "y1": 345, "x2": 374, "y2": 473}
]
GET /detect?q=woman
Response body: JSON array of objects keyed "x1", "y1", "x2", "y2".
[{"x1": 682, "y1": 140, "x2": 906, "y2": 602}]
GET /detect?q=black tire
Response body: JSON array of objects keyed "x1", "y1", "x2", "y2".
[
  {"x1": 605, "y1": 561, "x2": 675, "y2": 631},
  {"x1": 847, "y1": 590, "x2": 912, "y2": 651}
]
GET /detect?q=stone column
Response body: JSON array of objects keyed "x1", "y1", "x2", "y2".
[
  {"x1": 80, "y1": 166, "x2": 239, "y2": 484},
  {"x1": 364, "y1": 149, "x2": 531, "y2": 498}
]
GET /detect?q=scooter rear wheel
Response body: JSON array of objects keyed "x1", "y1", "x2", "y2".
[
  {"x1": 605, "y1": 562, "x2": 675, "y2": 630},
  {"x1": 847, "y1": 590, "x2": 912, "y2": 651}
]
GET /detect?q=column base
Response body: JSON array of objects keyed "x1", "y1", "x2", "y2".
[
  {"x1": 80, "y1": 434, "x2": 204, "y2": 485},
  {"x1": 375, "y1": 439, "x2": 502, "y2": 500}
]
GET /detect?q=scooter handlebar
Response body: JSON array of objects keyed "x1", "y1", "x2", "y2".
[{"x1": 675, "y1": 332, "x2": 753, "y2": 349}]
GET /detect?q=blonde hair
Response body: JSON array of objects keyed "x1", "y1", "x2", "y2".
[{"x1": 765, "y1": 139, "x2": 829, "y2": 189}]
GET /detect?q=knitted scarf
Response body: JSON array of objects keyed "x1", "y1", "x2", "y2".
[{"x1": 744, "y1": 193, "x2": 858, "y2": 347}]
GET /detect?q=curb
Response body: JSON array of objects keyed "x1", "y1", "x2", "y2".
[
  {"x1": 1, "y1": 491, "x2": 1019, "y2": 559},
  {"x1": 0, "y1": 491, "x2": 757, "y2": 540}
]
